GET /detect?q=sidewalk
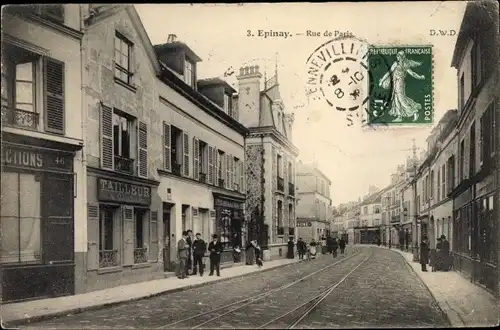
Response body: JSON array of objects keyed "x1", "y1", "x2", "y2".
[
  {"x1": 2, "y1": 258, "x2": 300, "y2": 326},
  {"x1": 369, "y1": 244, "x2": 500, "y2": 327}
]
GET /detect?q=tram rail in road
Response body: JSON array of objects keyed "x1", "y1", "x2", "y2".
[{"x1": 159, "y1": 249, "x2": 371, "y2": 329}]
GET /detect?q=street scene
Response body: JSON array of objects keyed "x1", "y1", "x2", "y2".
[{"x1": 1, "y1": 1, "x2": 499, "y2": 329}]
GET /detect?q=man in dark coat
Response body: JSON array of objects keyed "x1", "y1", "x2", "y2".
[
  {"x1": 287, "y1": 237, "x2": 295, "y2": 259},
  {"x1": 208, "y1": 234, "x2": 223, "y2": 276},
  {"x1": 186, "y1": 229, "x2": 193, "y2": 275},
  {"x1": 405, "y1": 229, "x2": 410, "y2": 251},
  {"x1": 192, "y1": 233, "x2": 207, "y2": 276},
  {"x1": 420, "y1": 236, "x2": 430, "y2": 272},
  {"x1": 338, "y1": 237, "x2": 346, "y2": 254},
  {"x1": 331, "y1": 237, "x2": 339, "y2": 258},
  {"x1": 297, "y1": 238, "x2": 306, "y2": 260},
  {"x1": 176, "y1": 231, "x2": 189, "y2": 279}
]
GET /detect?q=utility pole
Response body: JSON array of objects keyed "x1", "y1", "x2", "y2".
[{"x1": 411, "y1": 138, "x2": 419, "y2": 262}]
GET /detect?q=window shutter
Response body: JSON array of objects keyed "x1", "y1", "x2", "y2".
[
  {"x1": 208, "y1": 145, "x2": 214, "y2": 184},
  {"x1": 44, "y1": 57, "x2": 65, "y2": 134},
  {"x1": 100, "y1": 102, "x2": 114, "y2": 170},
  {"x1": 138, "y1": 121, "x2": 148, "y2": 178},
  {"x1": 193, "y1": 137, "x2": 200, "y2": 181},
  {"x1": 233, "y1": 158, "x2": 238, "y2": 190},
  {"x1": 149, "y1": 210, "x2": 159, "y2": 262},
  {"x1": 226, "y1": 154, "x2": 231, "y2": 189},
  {"x1": 87, "y1": 203, "x2": 100, "y2": 270},
  {"x1": 182, "y1": 131, "x2": 189, "y2": 177},
  {"x1": 214, "y1": 148, "x2": 219, "y2": 185},
  {"x1": 240, "y1": 161, "x2": 244, "y2": 193},
  {"x1": 123, "y1": 206, "x2": 134, "y2": 265},
  {"x1": 221, "y1": 153, "x2": 227, "y2": 188},
  {"x1": 163, "y1": 122, "x2": 171, "y2": 172}
]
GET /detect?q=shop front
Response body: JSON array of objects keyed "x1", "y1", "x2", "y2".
[
  {"x1": 1, "y1": 142, "x2": 77, "y2": 302},
  {"x1": 213, "y1": 193, "x2": 245, "y2": 263},
  {"x1": 84, "y1": 172, "x2": 162, "y2": 293},
  {"x1": 452, "y1": 186, "x2": 473, "y2": 279}
]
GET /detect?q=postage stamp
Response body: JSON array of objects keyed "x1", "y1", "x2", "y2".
[
  {"x1": 367, "y1": 45, "x2": 434, "y2": 125},
  {"x1": 305, "y1": 36, "x2": 394, "y2": 128}
]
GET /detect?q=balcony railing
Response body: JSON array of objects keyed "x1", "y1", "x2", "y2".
[
  {"x1": 134, "y1": 247, "x2": 148, "y2": 264},
  {"x1": 173, "y1": 163, "x2": 182, "y2": 176},
  {"x1": 277, "y1": 226, "x2": 285, "y2": 236},
  {"x1": 114, "y1": 155, "x2": 134, "y2": 175},
  {"x1": 199, "y1": 173, "x2": 207, "y2": 183},
  {"x1": 277, "y1": 176, "x2": 284, "y2": 191},
  {"x1": 99, "y1": 249, "x2": 118, "y2": 268},
  {"x1": 288, "y1": 182, "x2": 295, "y2": 196},
  {"x1": 218, "y1": 178, "x2": 225, "y2": 188},
  {"x1": 2, "y1": 106, "x2": 40, "y2": 130}
]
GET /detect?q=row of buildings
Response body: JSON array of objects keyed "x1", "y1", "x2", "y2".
[
  {"x1": 333, "y1": 1, "x2": 499, "y2": 296},
  {"x1": 1, "y1": 4, "x2": 306, "y2": 302}
]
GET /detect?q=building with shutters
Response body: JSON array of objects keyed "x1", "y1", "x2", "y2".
[
  {"x1": 234, "y1": 65, "x2": 299, "y2": 259},
  {"x1": 1, "y1": 5, "x2": 85, "y2": 302},
  {"x1": 296, "y1": 162, "x2": 333, "y2": 243},
  {"x1": 154, "y1": 35, "x2": 248, "y2": 267}
]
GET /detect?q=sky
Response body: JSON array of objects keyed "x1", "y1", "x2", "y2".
[{"x1": 136, "y1": 1, "x2": 467, "y2": 205}]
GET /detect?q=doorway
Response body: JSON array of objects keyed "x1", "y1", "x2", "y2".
[{"x1": 163, "y1": 204, "x2": 172, "y2": 271}]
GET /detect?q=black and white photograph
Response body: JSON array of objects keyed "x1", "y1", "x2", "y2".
[{"x1": 1, "y1": 1, "x2": 499, "y2": 328}]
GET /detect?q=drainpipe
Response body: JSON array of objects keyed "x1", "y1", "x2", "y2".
[{"x1": 260, "y1": 136, "x2": 266, "y2": 249}]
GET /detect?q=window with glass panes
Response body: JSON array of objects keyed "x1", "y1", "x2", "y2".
[{"x1": 114, "y1": 32, "x2": 133, "y2": 84}]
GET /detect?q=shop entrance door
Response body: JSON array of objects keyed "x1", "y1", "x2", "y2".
[{"x1": 163, "y1": 206, "x2": 172, "y2": 271}]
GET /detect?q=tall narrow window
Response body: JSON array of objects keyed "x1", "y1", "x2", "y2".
[
  {"x1": 99, "y1": 206, "x2": 118, "y2": 268},
  {"x1": 223, "y1": 94, "x2": 230, "y2": 114},
  {"x1": 184, "y1": 60, "x2": 193, "y2": 87},
  {"x1": 113, "y1": 111, "x2": 134, "y2": 174},
  {"x1": 470, "y1": 122, "x2": 476, "y2": 176},
  {"x1": 114, "y1": 32, "x2": 133, "y2": 84},
  {"x1": 459, "y1": 74, "x2": 465, "y2": 111},
  {"x1": 277, "y1": 201, "x2": 284, "y2": 235},
  {"x1": 459, "y1": 140, "x2": 465, "y2": 180}
]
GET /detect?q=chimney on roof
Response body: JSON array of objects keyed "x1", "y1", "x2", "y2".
[
  {"x1": 167, "y1": 34, "x2": 177, "y2": 43},
  {"x1": 236, "y1": 64, "x2": 262, "y2": 128}
]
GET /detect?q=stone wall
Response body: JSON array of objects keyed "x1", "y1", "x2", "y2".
[{"x1": 245, "y1": 145, "x2": 264, "y2": 240}]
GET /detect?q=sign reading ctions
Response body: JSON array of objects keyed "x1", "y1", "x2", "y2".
[
  {"x1": 2, "y1": 144, "x2": 73, "y2": 172},
  {"x1": 98, "y1": 178, "x2": 151, "y2": 205}
]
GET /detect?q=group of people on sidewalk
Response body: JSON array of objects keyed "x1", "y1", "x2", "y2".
[
  {"x1": 419, "y1": 234, "x2": 451, "y2": 272},
  {"x1": 176, "y1": 230, "x2": 223, "y2": 279},
  {"x1": 288, "y1": 236, "x2": 346, "y2": 260},
  {"x1": 244, "y1": 240, "x2": 264, "y2": 267}
]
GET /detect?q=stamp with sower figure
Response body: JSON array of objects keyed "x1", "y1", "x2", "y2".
[{"x1": 306, "y1": 37, "x2": 433, "y2": 126}]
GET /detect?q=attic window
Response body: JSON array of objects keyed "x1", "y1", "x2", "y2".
[
  {"x1": 184, "y1": 59, "x2": 194, "y2": 88},
  {"x1": 223, "y1": 94, "x2": 230, "y2": 115},
  {"x1": 114, "y1": 32, "x2": 133, "y2": 85}
]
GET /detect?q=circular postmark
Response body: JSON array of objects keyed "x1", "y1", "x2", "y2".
[{"x1": 305, "y1": 36, "x2": 394, "y2": 126}]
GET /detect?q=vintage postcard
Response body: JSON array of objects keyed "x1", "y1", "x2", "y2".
[{"x1": 1, "y1": 1, "x2": 499, "y2": 329}]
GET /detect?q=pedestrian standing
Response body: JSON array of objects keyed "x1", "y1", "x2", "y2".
[
  {"x1": 331, "y1": 237, "x2": 339, "y2": 258},
  {"x1": 420, "y1": 236, "x2": 430, "y2": 272},
  {"x1": 338, "y1": 237, "x2": 346, "y2": 254},
  {"x1": 297, "y1": 238, "x2": 306, "y2": 260},
  {"x1": 308, "y1": 239, "x2": 318, "y2": 260},
  {"x1": 192, "y1": 233, "x2": 207, "y2": 276},
  {"x1": 208, "y1": 234, "x2": 223, "y2": 276},
  {"x1": 254, "y1": 241, "x2": 263, "y2": 267},
  {"x1": 287, "y1": 237, "x2": 295, "y2": 259},
  {"x1": 405, "y1": 229, "x2": 410, "y2": 251},
  {"x1": 176, "y1": 231, "x2": 189, "y2": 279},
  {"x1": 186, "y1": 229, "x2": 193, "y2": 275},
  {"x1": 245, "y1": 240, "x2": 255, "y2": 265}
]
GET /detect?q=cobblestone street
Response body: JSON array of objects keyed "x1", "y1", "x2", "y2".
[{"x1": 24, "y1": 247, "x2": 449, "y2": 329}]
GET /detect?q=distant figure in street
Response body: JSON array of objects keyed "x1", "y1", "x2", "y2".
[
  {"x1": 399, "y1": 233, "x2": 405, "y2": 251},
  {"x1": 339, "y1": 237, "x2": 346, "y2": 255},
  {"x1": 186, "y1": 230, "x2": 194, "y2": 275},
  {"x1": 405, "y1": 229, "x2": 410, "y2": 251},
  {"x1": 420, "y1": 236, "x2": 430, "y2": 272},
  {"x1": 176, "y1": 231, "x2": 189, "y2": 279},
  {"x1": 208, "y1": 234, "x2": 223, "y2": 276},
  {"x1": 245, "y1": 240, "x2": 255, "y2": 265},
  {"x1": 326, "y1": 235, "x2": 334, "y2": 254},
  {"x1": 287, "y1": 237, "x2": 295, "y2": 259},
  {"x1": 192, "y1": 233, "x2": 207, "y2": 276},
  {"x1": 434, "y1": 234, "x2": 451, "y2": 272},
  {"x1": 376, "y1": 237, "x2": 381, "y2": 246},
  {"x1": 254, "y1": 241, "x2": 263, "y2": 267},
  {"x1": 321, "y1": 236, "x2": 328, "y2": 254},
  {"x1": 331, "y1": 237, "x2": 339, "y2": 258},
  {"x1": 232, "y1": 233, "x2": 241, "y2": 263},
  {"x1": 308, "y1": 239, "x2": 318, "y2": 260},
  {"x1": 297, "y1": 238, "x2": 307, "y2": 260}
]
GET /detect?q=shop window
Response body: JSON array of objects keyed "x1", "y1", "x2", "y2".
[
  {"x1": 469, "y1": 122, "x2": 476, "y2": 176},
  {"x1": 220, "y1": 209, "x2": 232, "y2": 249},
  {"x1": 170, "y1": 125, "x2": 183, "y2": 176},
  {"x1": 114, "y1": 32, "x2": 133, "y2": 85},
  {"x1": 134, "y1": 209, "x2": 148, "y2": 264},
  {"x1": 0, "y1": 172, "x2": 42, "y2": 263},
  {"x1": 112, "y1": 110, "x2": 135, "y2": 174},
  {"x1": 99, "y1": 207, "x2": 117, "y2": 268}
]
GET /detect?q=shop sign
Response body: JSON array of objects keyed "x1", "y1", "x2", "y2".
[
  {"x1": 297, "y1": 221, "x2": 312, "y2": 228},
  {"x1": 214, "y1": 198, "x2": 243, "y2": 210},
  {"x1": 98, "y1": 178, "x2": 151, "y2": 205},
  {"x1": 2, "y1": 144, "x2": 73, "y2": 172}
]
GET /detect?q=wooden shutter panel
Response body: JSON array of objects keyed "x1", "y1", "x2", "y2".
[
  {"x1": 240, "y1": 161, "x2": 244, "y2": 193},
  {"x1": 149, "y1": 210, "x2": 159, "y2": 262},
  {"x1": 123, "y1": 206, "x2": 134, "y2": 265},
  {"x1": 182, "y1": 131, "x2": 189, "y2": 177},
  {"x1": 226, "y1": 154, "x2": 231, "y2": 189},
  {"x1": 208, "y1": 145, "x2": 214, "y2": 184},
  {"x1": 193, "y1": 137, "x2": 200, "y2": 181},
  {"x1": 100, "y1": 102, "x2": 114, "y2": 170},
  {"x1": 44, "y1": 57, "x2": 65, "y2": 134},
  {"x1": 138, "y1": 121, "x2": 148, "y2": 178},
  {"x1": 87, "y1": 203, "x2": 100, "y2": 270},
  {"x1": 214, "y1": 148, "x2": 219, "y2": 186},
  {"x1": 163, "y1": 122, "x2": 171, "y2": 172},
  {"x1": 233, "y1": 158, "x2": 237, "y2": 190}
]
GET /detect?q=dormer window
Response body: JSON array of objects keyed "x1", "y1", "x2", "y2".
[
  {"x1": 184, "y1": 59, "x2": 194, "y2": 87},
  {"x1": 223, "y1": 94, "x2": 230, "y2": 115}
]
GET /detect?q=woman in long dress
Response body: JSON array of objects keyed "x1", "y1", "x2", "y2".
[
  {"x1": 378, "y1": 50, "x2": 426, "y2": 122},
  {"x1": 245, "y1": 240, "x2": 255, "y2": 265}
]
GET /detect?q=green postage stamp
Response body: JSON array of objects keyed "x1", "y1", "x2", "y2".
[{"x1": 367, "y1": 46, "x2": 433, "y2": 125}]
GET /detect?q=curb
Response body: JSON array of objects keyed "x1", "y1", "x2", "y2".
[
  {"x1": 6, "y1": 259, "x2": 304, "y2": 327},
  {"x1": 368, "y1": 245, "x2": 456, "y2": 327}
]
